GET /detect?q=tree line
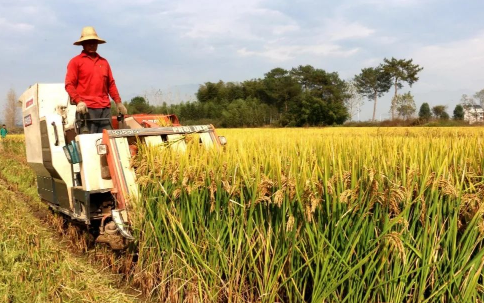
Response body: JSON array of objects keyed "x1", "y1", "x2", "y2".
[
  {"x1": 125, "y1": 58, "x2": 428, "y2": 127},
  {"x1": 123, "y1": 65, "x2": 350, "y2": 127},
  {"x1": 416, "y1": 87, "x2": 484, "y2": 123}
]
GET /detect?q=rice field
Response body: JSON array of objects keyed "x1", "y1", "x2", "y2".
[
  {"x1": 130, "y1": 127, "x2": 484, "y2": 302},
  {"x1": 2, "y1": 127, "x2": 484, "y2": 302}
]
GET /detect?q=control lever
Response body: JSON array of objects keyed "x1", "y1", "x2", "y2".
[{"x1": 80, "y1": 113, "x2": 90, "y2": 134}]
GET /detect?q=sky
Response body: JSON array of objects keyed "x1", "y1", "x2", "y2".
[{"x1": 1, "y1": 0, "x2": 484, "y2": 121}]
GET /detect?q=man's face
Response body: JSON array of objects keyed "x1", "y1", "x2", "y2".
[{"x1": 82, "y1": 40, "x2": 99, "y2": 54}]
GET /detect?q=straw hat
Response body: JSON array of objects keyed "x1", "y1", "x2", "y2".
[{"x1": 73, "y1": 26, "x2": 106, "y2": 45}]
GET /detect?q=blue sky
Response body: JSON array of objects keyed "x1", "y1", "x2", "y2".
[{"x1": 1, "y1": 0, "x2": 484, "y2": 121}]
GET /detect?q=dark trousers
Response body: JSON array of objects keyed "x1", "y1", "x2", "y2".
[{"x1": 77, "y1": 108, "x2": 113, "y2": 134}]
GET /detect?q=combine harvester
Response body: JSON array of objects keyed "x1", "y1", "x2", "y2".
[{"x1": 19, "y1": 83, "x2": 226, "y2": 249}]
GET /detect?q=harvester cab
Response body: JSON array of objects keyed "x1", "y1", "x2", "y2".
[{"x1": 19, "y1": 83, "x2": 226, "y2": 249}]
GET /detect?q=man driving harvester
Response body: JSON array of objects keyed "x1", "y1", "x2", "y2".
[{"x1": 65, "y1": 26, "x2": 128, "y2": 133}]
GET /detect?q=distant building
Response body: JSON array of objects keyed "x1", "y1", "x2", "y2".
[{"x1": 463, "y1": 105, "x2": 484, "y2": 124}]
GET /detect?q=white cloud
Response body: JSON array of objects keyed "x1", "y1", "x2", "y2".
[
  {"x1": 0, "y1": 17, "x2": 34, "y2": 32},
  {"x1": 272, "y1": 25, "x2": 300, "y2": 35},
  {"x1": 411, "y1": 31, "x2": 484, "y2": 90},
  {"x1": 321, "y1": 18, "x2": 375, "y2": 41},
  {"x1": 238, "y1": 44, "x2": 359, "y2": 62},
  {"x1": 374, "y1": 36, "x2": 398, "y2": 44},
  {"x1": 151, "y1": 3, "x2": 374, "y2": 61},
  {"x1": 0, "y1": 2, "x2": 59, "y2": 28},
  {"x1": 96, "y1": 0, "x2": 155, "y2": 5},
  {"x1": 358, "y1": 0, "x2": 433, "y2": 7},
  {"x1": 231, "y1": 16, "x2": 371, "y2": 62},
  {"x1": 160, "y1": 0, "x2": 298, "y2": 42}
]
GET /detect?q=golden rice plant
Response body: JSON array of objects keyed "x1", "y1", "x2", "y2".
[{"x1": 130, "y1": 127, "x2": 484, "y2": 302}]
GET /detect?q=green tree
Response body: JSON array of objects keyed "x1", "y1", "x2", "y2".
[
  {"x1": 197, "y1": 81, "x2": 226, "y2": 103},
  {"x1": 191, "y1": 65, "x2": 350, "y2": 126},
  {"x1": 453, "y1": 104, "x2": 464, "y2": 120},
  {"x1": 432, "y1": 105, "x2": 448, "y2": 119},
  {"x1": 198, "y1": 101, "x2": 218, "y2": 119},
  {"x1": 310, "y1": 70, "x2": 348, "y2": 102},
  {"x1": 382, "y1": 57, "x2": 424, "y2": 120},
  {"x1": 290, "y1": 65, "x2": 316, "y2": 91},
  {"x1": 224, "y1": 82, "x2": 245, "y2": 102},
  {"x1": 285, "y1": 90, "x2": 348, "y2": 126},
  {"x1": 128, "y1": 96, "x2": 151, "y2": 114},
  {"x1": 263, "y1": 68, "x2": 301, "y2": 112},
  {"x1": 220, "y1": 98, "x2": 269, "y2": 127},
  {"x1": 418, "y1": 102, "x2": 432, "y2": 121},
  {"x1": 354, "y1": 67, "x2": 392, "y2": 121},
  {"x1": 292, "y1": 68, "x2": 349, "y2": 125},
  {"x1": 242, "y1": 79, "x2": 268, "y2": 102}
]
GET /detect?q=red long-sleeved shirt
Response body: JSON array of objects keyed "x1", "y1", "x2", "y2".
[{"x1": 65, "y1": 51, "x2": 121, "y2": 108}]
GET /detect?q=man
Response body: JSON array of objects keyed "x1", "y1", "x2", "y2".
[
  {"x1": 65, "y1": 26, "x2": 127, "y2": 133},
  {"x1": 0, "y1": 125, "x2": 7, "y2": 139}
]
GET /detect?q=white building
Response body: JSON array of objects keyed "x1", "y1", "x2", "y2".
[{"x1": 463, "y1": 105, "x2": 484, "y2": 124}]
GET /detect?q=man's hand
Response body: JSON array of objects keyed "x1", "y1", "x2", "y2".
[
  {"x1": 116, "y1": 102, "x2": 128, "y2": 115},
  {"x1": 76, "y1": 101, "x2": 88, "y2": 114}
]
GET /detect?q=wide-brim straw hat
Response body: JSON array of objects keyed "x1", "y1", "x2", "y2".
[{"x1": 73, "y1": 26, "x2": 106, "y2": 45}]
